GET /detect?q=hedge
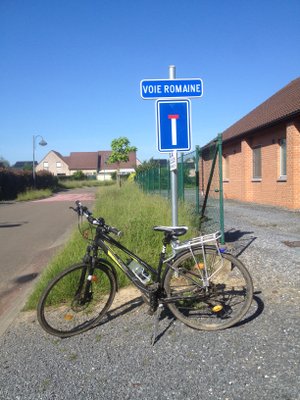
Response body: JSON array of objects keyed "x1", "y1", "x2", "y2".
[{"x1": 0, "y1": 168, "x2": 58, "y2": 200}]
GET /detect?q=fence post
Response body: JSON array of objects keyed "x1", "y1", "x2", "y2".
[
  {"x1": 217, "y1": 133, "x2": 225, "y2": 244},
  {"x1": 195, "y1": 145, "x2": 200, "y2": 214},
  {"x1": 147, "y1": 169, "x2": 150, "y2": 192},
  {"x1": 159, "y1": 165, "x2": 161, "y2": 195},
  {"x1": 201, "y1": 141, "x2": 218, "y2": 221}
]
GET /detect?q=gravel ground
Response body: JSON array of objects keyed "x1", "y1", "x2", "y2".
[{"x1": 0, "y1": 200, "x2": 300, "y2": 400}]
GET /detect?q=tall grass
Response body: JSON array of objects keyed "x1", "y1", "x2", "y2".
[
  {"x1": 93, "y1": 183, "x2": 198, "y2": 264},
  {"x1": 25, "y1": 182, "x2": 199, "y2": 310},
  {"x1": 17, "y1": 189, "x2": 53, "y2": 201}
]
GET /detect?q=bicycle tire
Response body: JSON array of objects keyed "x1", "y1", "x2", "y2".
[
  {"x1": 163, "y1": 248, "x2": 253, "y2": 331},
  {"x1": 37, "y1": 263, "x2": 116, "y2": 337}
]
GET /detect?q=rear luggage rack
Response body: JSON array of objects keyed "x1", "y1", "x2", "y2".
[{"x1": 172, "y1": 231, "x2": 221, "y2": 251}]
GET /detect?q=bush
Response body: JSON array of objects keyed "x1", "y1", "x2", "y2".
[
  {"x1": 72, "y1": 170, "x2": 86, "y2": 180},
  {"x1": 35, "y1": 170, "x2": 58, "y2": 190},
  {"x1": 0, "y1": 168, "x2": 58, "y2": 200}
]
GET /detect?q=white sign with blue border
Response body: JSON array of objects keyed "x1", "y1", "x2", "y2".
[
  {"x1": 141, "y1": 78, "x2": 203, "y2": 99},
  {"x1": 156, "y1": 100, "x2": 191, "y2": 153}
]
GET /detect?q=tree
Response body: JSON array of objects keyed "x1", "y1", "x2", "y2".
[
  {"x1": 108, "y1": 137, "x2": 137, "y2": 187},
  {"x1": 23, "y1": 163, "x2": 32, "y2": 171},
  {"x1": 0, "y1": 156, "x2": 10, "y2": 168},
  {"x1": 136, "y1": 158, "x2": 160, "y2": 173},
  {"x1": 72, "y1": 170, "x2": 86, "y2": 180}
]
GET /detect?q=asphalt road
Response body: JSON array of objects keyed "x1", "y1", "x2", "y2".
[{"x1": 0, "y1": 188, "x2": 97, "y2": 335}]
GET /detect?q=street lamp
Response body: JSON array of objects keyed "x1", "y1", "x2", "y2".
[{"x1": 33, "y1": 135, "x2": 47, "y2": 187}]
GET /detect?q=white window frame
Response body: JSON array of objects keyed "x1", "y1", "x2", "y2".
[{"x1": 279, "y1": 138, "x2": 287, "y2": 179}]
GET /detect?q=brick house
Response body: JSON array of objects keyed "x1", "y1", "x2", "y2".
[
  {"x1": 36, "y1": 150, "x2": 137, "y2": 179},
  {"x1": 201, "y1": 77, "x2": 300, "y2": 210}
]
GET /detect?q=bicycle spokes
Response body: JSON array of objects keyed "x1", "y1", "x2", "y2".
[
  {"x1": 38, "y1": 264, "x2": 116, "y2": 337},
  {"x1": 164, "y1": 248, "x2": 253, "y2": 330}
]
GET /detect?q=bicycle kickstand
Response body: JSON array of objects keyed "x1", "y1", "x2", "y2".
[{"x1": 151, "y1": 303, "x2": 163, "y2": 346}]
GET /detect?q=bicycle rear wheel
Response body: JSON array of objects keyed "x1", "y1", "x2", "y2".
[
  {"x1": 164, "y1": 248, "x2": 253, "y2": 331},
  {"x1": 37, "y1": 263, "x2": 116, "y2": 337}
]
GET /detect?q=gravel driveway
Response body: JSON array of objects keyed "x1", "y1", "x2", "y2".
[{"x1": 0, "y1": 200, "x2": 299, "y2": 400}]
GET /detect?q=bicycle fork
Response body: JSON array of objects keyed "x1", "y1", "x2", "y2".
[{"x1": 73, "y1": 251, "x2": 97, "y2": 307}]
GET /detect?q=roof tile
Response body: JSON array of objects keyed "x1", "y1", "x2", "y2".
[{"x1": 222, "y1": 77, "x2": 300, "y2": 142}]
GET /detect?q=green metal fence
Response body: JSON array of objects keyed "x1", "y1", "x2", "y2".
[
  {"x1": 198, "y1": 134, "x2": 224, "y2": 241},
  {"x1": 135, "y1": 134, "x2": 224, "y2": 241},
  {"x1": 135, "y1": 162, "x2": 170, "y2": 196}
]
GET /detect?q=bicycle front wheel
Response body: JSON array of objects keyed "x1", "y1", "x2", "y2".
[
  {"x1": 37, "y1": 263, "x2": 116, "y2": 337},
  {"x1": 164, "y1": 248, "x2": 253, "y2": 331}
]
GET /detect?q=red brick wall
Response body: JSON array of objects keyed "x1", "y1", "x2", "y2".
[
  {"x1": 206, "y1": 119, "x2": 300, "y2": 210},
  {"x1": 199, "y1": 144, "x2": 220, "y2": 199},
  {"x1": 288, "y1": 121, "x2": 300, "y2": 208}
]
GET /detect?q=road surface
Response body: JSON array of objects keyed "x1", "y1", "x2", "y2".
[{"x1": 0, "y1": 188, "x2": 96, "y2": 335}]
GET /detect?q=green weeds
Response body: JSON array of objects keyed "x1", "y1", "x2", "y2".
[
  {"x1": 16, "y1": 189, "x2": 53, "y2": 201},
  {"x1": 25, "y1": 182, "x2": 199, "y2": 310}
]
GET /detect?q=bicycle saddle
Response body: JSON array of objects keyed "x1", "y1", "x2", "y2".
[{"x1": 153, "y1": 226, "x2": 188, "y2": 237}]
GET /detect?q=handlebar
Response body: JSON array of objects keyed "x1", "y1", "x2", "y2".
[{"x1": 70, "y1": 200, "x2": 123, "y2": 237}]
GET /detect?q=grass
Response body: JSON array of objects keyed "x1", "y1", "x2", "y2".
[
  {"x1": 17, "y1": 189, "x2": 53, "y2": 201},
  {"x1": 58, "y1": 179, "x2": 114, "y2": 190},
  {"x1": 16, "y1": 180, "x2": 114, "y2": 202},
  {"x1": 25, "y1": 182, "x2": 199, "y2": 310}
]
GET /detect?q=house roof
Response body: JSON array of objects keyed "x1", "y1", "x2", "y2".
[
  {"x1": 99, "y1": 151, "x2": 137, "y2": 170},
  {"x1": 222, "y1": 77, "x2": 300, "y2": 143},
  {"x1": 68, "y1": 152, "x2": 100, "y2": 170},
  {"x1": 39, "y1": 149, "x2": 137, "y2": 171},
  {"x1": 52, "y1": 151, "x2": 68, "y2": 163}
]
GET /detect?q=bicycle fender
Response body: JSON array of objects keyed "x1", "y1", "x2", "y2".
[{"x1": 97, "y1": 257, "x2": 119, "y2": 292}]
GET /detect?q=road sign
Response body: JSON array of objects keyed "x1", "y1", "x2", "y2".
[
  {"x1": 156, "y1": 100, "x2": 191, "y2": 152},
  {"x1": 141, "y1": 78, "x2": 203, "y2": 99},
  {"x1": 169, "y1": 151, "x2": 178, "y2": 171}
]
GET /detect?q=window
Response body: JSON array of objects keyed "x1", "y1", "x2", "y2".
[
  {"x1": 56, "y1": 162, "x2": 62, "y2": 168},
  {"x1": 43, "y1": 162, "x2": 49, "y2": 170},
  {"x1": 279, "y1": 138, "x2": 287, "y2": 178},
  {"x1": 223, "y1": 155, "x2": 229, "y2": 180},
  {"x1": 252, "y1": 146, "x2": 262, "y2": 179}
]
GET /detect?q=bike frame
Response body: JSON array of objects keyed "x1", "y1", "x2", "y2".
[{"x1": 92, "y1": 228, "x2": 170, "y2": 295}]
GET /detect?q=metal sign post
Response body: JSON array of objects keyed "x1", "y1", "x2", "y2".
[{"x1": 169, "y1": 65, "x2": 178, "y2": 226}]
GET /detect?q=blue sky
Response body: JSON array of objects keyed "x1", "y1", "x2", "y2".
[{"x1": 1, "y1": 0, "x2": 299, "y2": 165}]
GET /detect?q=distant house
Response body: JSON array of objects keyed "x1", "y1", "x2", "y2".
[
  {"x1": 36, "y1": 150, "x2": 137, "y2": 180},
  {"x1": 201, "y1": 77, "x2": 300, "y2": 210}
]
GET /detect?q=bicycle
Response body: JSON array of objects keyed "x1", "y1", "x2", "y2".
[{"x1": 37, "y1": 201, "x2": 254, "y2": 342}]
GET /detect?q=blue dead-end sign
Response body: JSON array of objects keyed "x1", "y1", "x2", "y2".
[{"x1": 156, "y1": 100, "x2": 191, "y2": 153}]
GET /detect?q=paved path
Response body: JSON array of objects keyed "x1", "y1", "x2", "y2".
[
  {"x1": 33, "y1": 192, "x2": 96, "y2": 203},
  {"x1": 0, "y1": 188, "x2": 96, "y2": 336}
]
